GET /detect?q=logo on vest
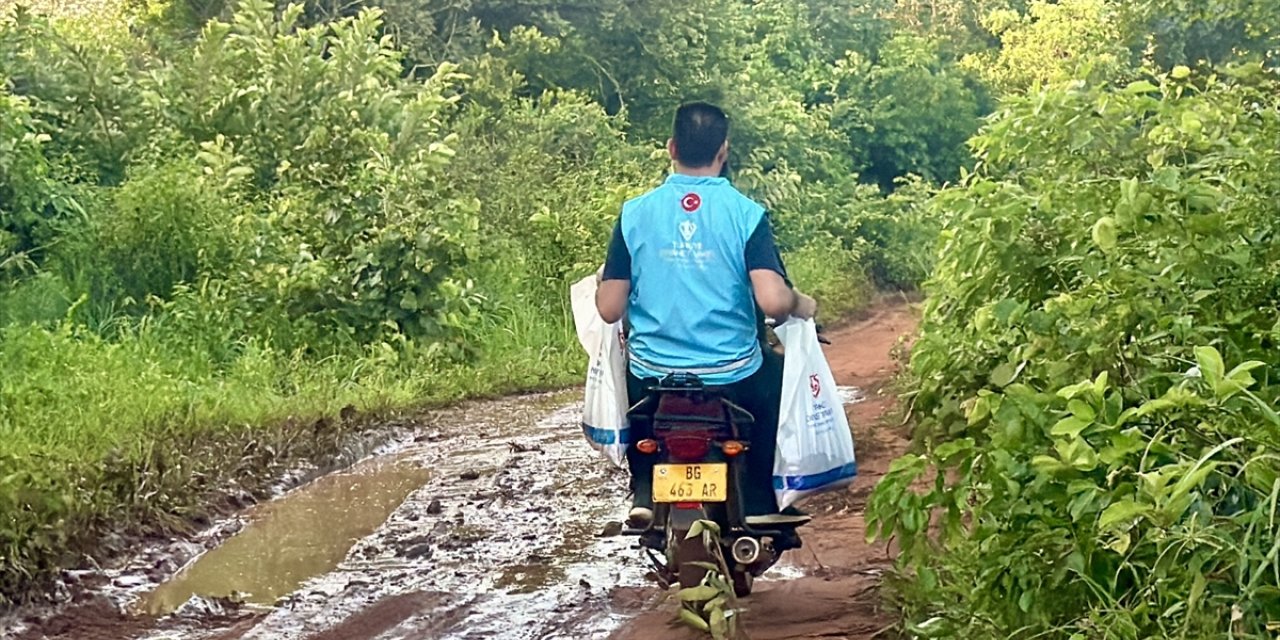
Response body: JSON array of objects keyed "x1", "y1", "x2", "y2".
[
  {"x1": 680, "y1": 193, "x2": 701, "y2": 212},
  {"x1": 809, "y1": 373, "x2": 821, "y2": 398},
  {"x1": 678, "y1": 220, "x2": 698, "y2": 242}
]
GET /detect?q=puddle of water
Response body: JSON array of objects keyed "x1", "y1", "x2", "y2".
[
  {"x1": 493, "y1": 518, "x2": 599, "y2": 594},
  {"x1": 140, "y1": 458, "x2": 430, "y2": 616},
  {"x1": 759, "y1": 560, "x2": 808, "y2": 582},
  {"x1": 836, "y1": 386, "x2": 864, "y2": 405},
  {"x1": 132, "y1": 393, "x2": 685, "y2": 639}
]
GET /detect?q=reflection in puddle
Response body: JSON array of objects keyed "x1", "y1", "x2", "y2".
[{"x1": 141, "y1": 458, "x2": 429, "y2": 615}]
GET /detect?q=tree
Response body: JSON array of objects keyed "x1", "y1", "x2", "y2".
[
  {"x1": 1120, "y1": 0, "x2": 1280, "y2": 69},
  {"x1": 961, "y1": 0, "x2": 1130, "y2": 93}
]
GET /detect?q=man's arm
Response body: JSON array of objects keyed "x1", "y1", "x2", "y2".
[
  {"x1": 596, "y1": 279, "x2": 630, "y2": 324},
  {"x1": 745, "y1": 216, "x2": 817, "y2": 321},
  {"x1": 595, "y1": 220, "x2": 631, "y2": 323},
  {"x1": 750, "y1": 269, "x2": 797, "y2": 318}
]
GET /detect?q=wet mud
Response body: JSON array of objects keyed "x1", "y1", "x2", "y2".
[{"x1": 5, "y1": 299, "x2": 918, "y2": 640}]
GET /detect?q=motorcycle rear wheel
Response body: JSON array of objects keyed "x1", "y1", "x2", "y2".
[
  {"x1": 673, "y1": 532, "x2": 756, "y2": 597},
  {"x1": 673, "y1": 533, "x2": 713, "y2": 589}
]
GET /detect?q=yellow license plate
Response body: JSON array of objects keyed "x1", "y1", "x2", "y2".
[{"x1": 653, "y1": 463, "x2": 728, "y2": 503}]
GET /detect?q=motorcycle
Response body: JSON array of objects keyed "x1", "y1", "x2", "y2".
[{"x1": 621, "y1": 372, "x2": 805, "y2": 597}]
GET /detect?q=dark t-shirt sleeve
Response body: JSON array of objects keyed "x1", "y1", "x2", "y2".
[
  {"x1": 744, "y1": 215, "x2": 789, "y2": 282},
  {"x1": 601, "y1": 220, "x2": 631, "y2": 281}
]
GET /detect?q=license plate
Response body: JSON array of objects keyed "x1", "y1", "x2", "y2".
[{"x1": 653, "y1": 463, "x2": 728, "y2": 503}]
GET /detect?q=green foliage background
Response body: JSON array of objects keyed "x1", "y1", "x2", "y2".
[{"x1": 867, "y1": 0, "x2": 1280, "y2": 638}]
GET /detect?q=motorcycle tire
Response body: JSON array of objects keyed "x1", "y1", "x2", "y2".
[
  {"x1": 731, "y1": 568, "x2": 754, "y2": 597},
  {"x1": 673, "y1": 532, "x2": 713, "y2": 589}
]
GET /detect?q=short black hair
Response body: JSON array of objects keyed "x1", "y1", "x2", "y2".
[{"x1": 672, "y1": 102, "x2": 729, "y2": 168}]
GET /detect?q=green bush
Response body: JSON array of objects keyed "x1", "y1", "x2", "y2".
[
  {"x1": 51, "y1": 159, "x2": 238, "y2": 306},
  {"x1": 0, "y1": 83, "x2": 78, "y2": 275},
  {"x1": 445, "y1": 80, "x2": 651, "y2": 304},
  {"x1": 869, "y1": 69, "x2": 1280, "y2": 638},
  {"x1": 777, "y1": 239, "x2": 869, "y2": 321}
]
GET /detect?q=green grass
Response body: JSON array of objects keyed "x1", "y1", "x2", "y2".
[
  {"x1": 784, "y1": 243, "x2": 873, "y2": 321},
  {"x1": 0, "y1": 309, "x2": 582, "y2": 459}
]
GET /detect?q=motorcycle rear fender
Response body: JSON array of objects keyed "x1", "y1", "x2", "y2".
[{"x1": 667, "y1": 503, "x2": 707, "y2": 533}]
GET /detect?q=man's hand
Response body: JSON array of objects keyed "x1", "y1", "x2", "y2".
[
  {"x1": 750, "y1": 270, "x2": 819, "y2": 321},
  {"x1": 792, "y1": 292, "x2": 818, "y2": 320}
]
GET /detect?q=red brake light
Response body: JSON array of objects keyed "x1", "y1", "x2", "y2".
[
  {"x1": 636, "y1": 439, "x2": 659, "y2": 454},
  {"x1": 664, "y1": 435, "x2": 711, "y2": 461}
]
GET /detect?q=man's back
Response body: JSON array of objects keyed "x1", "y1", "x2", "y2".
[{"x1": 606, "y1": 174, "x2": 774, "y2": 385}]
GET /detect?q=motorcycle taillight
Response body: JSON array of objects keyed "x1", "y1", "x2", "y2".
[{"x1": 664, "y1": 434, "x2": 711, "y2": 461}]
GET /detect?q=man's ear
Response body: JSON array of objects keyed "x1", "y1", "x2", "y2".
[
  {"x1": 667, "y1": 138, "x2": 679, "y2": 162},
  {"x1": 715, "y1": 141, "x2": 729, "y2": 164}
]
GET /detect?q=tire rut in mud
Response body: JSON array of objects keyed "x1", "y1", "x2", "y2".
[{"x1": 151, "y1": 395, "x2": 651, "y2": 640}]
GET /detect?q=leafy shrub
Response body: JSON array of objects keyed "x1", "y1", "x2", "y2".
[
  {"x1": 445, "y1": 80, "x2": 651, "y2": 304},
  {"x1": 0, "y1": 271, "x2": 73, "y2": 326},
  {"x1": 0, "y1": 83, "x2": 79, "y2": 275},
  {"x1": 5, "y1": 0, "x2": 485, "y2": 347},
  {"x1": 962, "y1": 0, "x2": 1131, "y2": 93},
  {"x1": 164, "y1": 2, "x2": 481, "y2": 346},
  {"x1": 778, "y1": 238, "x2": 869, "y2": 321},
  {"x1": 51, "y1": 159, "x2": 239, "y2": 306},
  {"x1": 869, "y1": 69, "x2": 1280, "y2": 637},
  {"x1": 0, "y1": 7, "x2": 145, "y2": 185},
  {"x1": 855, "y1": 177, "x2": 938, "y2": 290}
]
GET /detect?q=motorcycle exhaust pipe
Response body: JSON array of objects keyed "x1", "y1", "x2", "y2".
[{"x1": 730, "y1": 536, "x2": 762, "y2": 565}]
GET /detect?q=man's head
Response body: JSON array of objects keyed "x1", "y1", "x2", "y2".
[{"x1": 669, "y1": 102, "x2": 729, "y2": 172}]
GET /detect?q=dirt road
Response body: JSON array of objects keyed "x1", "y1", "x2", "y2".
[{"x1": 5, "y1": 300, "x2": 917, "y2": 640}]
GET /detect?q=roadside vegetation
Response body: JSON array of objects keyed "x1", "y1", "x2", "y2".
[
  {"x1": 0, "y1": 0, "x2": 958, "y2": 604},
  {"x1": 867, "y1": 1, "x2": 1280, "y2": 637}
]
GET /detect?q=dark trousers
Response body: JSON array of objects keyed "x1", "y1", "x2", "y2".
[{"x1": 625, "y1": 348, "x2": 784, "y2": 516}]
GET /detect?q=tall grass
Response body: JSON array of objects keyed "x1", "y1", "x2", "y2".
[{"x1": 0, "y1": 301, "x2": 585, "y2": 462}]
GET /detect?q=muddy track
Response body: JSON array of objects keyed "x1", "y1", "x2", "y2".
[{"x1": 4, "y1": 300, "x2": 917, "y2": 640}]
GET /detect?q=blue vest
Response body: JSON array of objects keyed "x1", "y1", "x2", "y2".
[{"x1": 620, "y1": 174, "x2": 764, "y2": 385}]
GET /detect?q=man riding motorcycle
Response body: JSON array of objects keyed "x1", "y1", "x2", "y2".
[{"x1": 594, "y1": 102, "x2": 817, "y2": 529}]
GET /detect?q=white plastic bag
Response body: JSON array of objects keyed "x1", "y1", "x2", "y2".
[
  {"x1": 570, "y1": 275, "x2": 630, "y2": 468},
  {"x1": 772, "y1": 318, "x2": 857, "y2": 508}
]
